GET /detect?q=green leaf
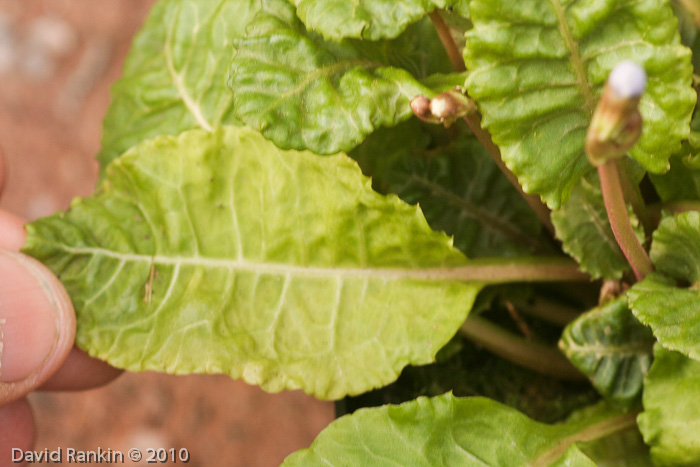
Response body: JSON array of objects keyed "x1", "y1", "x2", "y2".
[
  {"x1": 97, "y1": 0, "x2": 254, "y2": 170},
  {"x1": 638, "y1": 345, "x2": 700, "y2": 466},
  {"x1": 351, "y1": 120, "x2": 547, "y2": 258},
  {"x1": 342, "y1": 327, "x2": 599, "y2": 426},
  {"x1": 228, "y1": 0, "x2": 465, "y2": 155},
  {"x1": 559, "y1": 297, "x2": 654, "y2": 407},
  {"x1": 283, "y1": 393, "x2": 637, "y2": 466},
  {"x1": 649, "y1": 156, "x2": 700, "y2": 202},
  {"x1": 568, "y1": 403, "x2": 652, "y2": 467},
  {"x1": 464, "y1": 0, "x2": 696, "y2": 208},
  {"x1": 579, "y1": 430, "x2": 652, "y2": 467},
  {"x1": 628, "y1": 212, "x2": 700, "y2": 361},
  {"x1": 550, "y1": 446, "x2": 597, "y2": 467},
  {"x1": 23, "y1": 126, "x2": 487, "y2": 400},
  {"x1": 290, "y1": 0, "x2": 469, "y2": 41},
  {"x1": 552, "y1": 174, "x2": 642, "y2": 280}
]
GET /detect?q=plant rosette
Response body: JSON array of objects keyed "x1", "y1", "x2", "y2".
[{"x1": 20, "y1": 0, "x2": 700, "y2": 465}]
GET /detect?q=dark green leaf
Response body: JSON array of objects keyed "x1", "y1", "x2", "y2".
[
  {"x1": 649, "y1": 156, "x2": 700, "y2": 202},
  {"x1": 559, "y1": 298, "x2": 654, "y2": 407},
  {"x1": 351, "y1": 120, "x2": 547, "y2": 258},
  {"x1": 552, "y1": 174, "x2": 643, "y2": 280}
]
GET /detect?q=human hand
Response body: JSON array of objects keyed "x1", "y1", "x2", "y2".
[{"x1": 0, "y1": 150, "x2": 122, "y2": 463}]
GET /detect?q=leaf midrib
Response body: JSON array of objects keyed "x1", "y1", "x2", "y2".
[
  {"x1": 163, "y1": 3, "x2": 212, "y2": 131},
  {"x1": 563, "y1": 339, "x2": 654, "y2": 357},
  {"x1": 529, "y1": 411, "x2": 639, "y2": 467},
  {"x1": 549, "y1": 0, "x2": 596, "y2": 114},
  {"x1": 49, "y1": 243, "x2": 583, "y2": 283}
]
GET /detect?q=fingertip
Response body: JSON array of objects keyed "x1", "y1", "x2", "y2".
[
  {"x1": 0, "y1": 398, "x2": 35, "y2": 464},
  {"x1": 0, "y1": 210, "x2": 25, "y2": 252},
  {"x1": 0, "y1": 251, "x2": 75, "y2": 405},
  {"x1": 0, "y1": 145, "x2": 5, "y2": 197},
  {"x1": 40, "y1": 347, "x2": 123, "y2": 391}
]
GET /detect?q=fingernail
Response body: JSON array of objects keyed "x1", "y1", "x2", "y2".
[{"x1": 0, "y1": 251, "x2": 59, "y2": 382}]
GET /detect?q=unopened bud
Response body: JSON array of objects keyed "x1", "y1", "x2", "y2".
[
  {"x1": 585, "y1": 61, "x2": 646, "y2": 166},
  {"x1": 410, "y1": 88, "x2": 475, "y2": 127},
  {"x1": 430, "y1": 88, "x2": 474, "y2": 127},
  {"x1": 410, "y1": 95, "x2": 439, "y2": 124}
]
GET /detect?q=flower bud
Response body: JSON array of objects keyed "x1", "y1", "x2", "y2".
[
  {"x1": 585, "y1": 61, "x2": 646, "y2": 166},
  {"x1": 410, "y1": 95, "x2": 440, "y2": 124},
  {"x1": 410, "y1": 87, "x2": 475, "y2": 127},
  {"x1": 430, "y1": 88, "x2": 474, "y2": 127}
]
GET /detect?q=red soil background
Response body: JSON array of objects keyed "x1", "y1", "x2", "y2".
[{"x1": 0, "y1": 1, "x2": 333, "y2": 465}]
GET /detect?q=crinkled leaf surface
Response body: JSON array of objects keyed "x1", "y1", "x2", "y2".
[
  {"x1": 228, "y1": 0, "x2": 465, "y2": 155},
  {"x1": 351, "y1": 120, "x2": 547, "y2": 258},
  {"x1": 464, "y1": 0, "x2": 695, "y2": 208},
  {"x1": 283, "y1": 393, "x2": 637, "y2": 466},
  {"x1": 628, "y1": 212, "x2": 700, "y2": 361},
  {"x1": 290, "y1": 0, "x2": 469, "y2": 41},
  {"x1": 638, "y1": 345, "x2": 700, "y2": 466},
  {"x1": 552, "y1": 174, "x2": 642, "y2": 279},
  {"x1": 23, "y1": 127, "x2": 484, "y2": 400},
  {"x1": 97, "y1": 0, "x2": 251, "y2": 170},
  {"x1": 559, "y1": 298, "x2": 654, "y2": 407},
  {"x1": 649, "y1": 111, "x2": 700, "y2": 200}
]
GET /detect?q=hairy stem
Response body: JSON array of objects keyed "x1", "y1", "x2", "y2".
[
  {"x1": 598, "y1": 159, "x2": 653, "y2": 281},
  {"x1": 517, "y1": 297, "x2": 581, "y2": 327},
  {"x1": 427, "y1": 10, "x2": 466, "y2": 72},
  {"x1": 459, "y1": 316, "x2": 585, "y2": 381},
  {"x1": 463, "y1": 114, "x2": 555, "y2": 234}
]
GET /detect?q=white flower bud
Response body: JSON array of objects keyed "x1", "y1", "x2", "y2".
[{"x1": 608, "y1": 61, "x2": 647, "y2": 98}]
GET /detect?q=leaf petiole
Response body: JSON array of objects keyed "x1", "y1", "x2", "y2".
[
  {"x1": 598, "y1": 159, "x2": 653, "y2": 281},
  {"x1": 427, "y1": 10, "x2": 465, "y2": 72},
  {"x1": 459, "y1": 315, "x2": 585, "y2": 381},
  {"x1": 462, "y1": 114, "x2": 556, "y2": 234}
]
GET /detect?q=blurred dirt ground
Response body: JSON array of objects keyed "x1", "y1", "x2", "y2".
[{"x1": 0, "y1": 1, "x2": 334, "y2": 465}]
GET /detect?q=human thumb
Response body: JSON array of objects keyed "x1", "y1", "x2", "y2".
[{"x1": 0, "y1": 250, "x2": 75, "y2": 405}]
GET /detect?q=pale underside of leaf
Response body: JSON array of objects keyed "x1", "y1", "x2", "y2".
[
  {"x1": 24, "y1": 126, "x2": 485, "y2": 400},
  {"x1": 97, "y1": 0, "x2": 254, "y2": 171},
  {"x1": 559, "y1": 297, "x2": 654, "y2": 407},
  {"x1": 228, "y1": 0, "x2": 464, "y2": 155},
  {"x1": 464, "y1": 0, "x2": 695, "y2": 208},
  {"x1": 282, "y1": 393, "x2": 636, "y2": 466}
]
